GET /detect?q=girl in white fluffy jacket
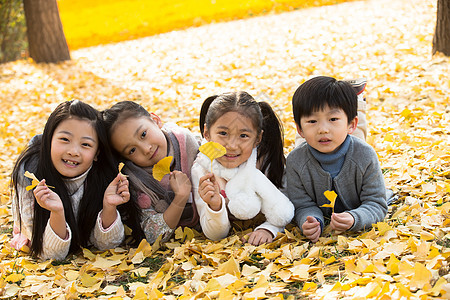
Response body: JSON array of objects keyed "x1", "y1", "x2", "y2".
[{"x1": 192, "y1": 92, "x2": 294, "y2": 246}]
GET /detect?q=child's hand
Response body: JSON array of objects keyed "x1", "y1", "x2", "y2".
[
  {"x1": 103, "y1": 173, "x2": 130, "y2": 209},
  {"x1": 198, "y1": 173, "x2": 222, "y2": 211},
  {"x1": 169, "y1": 171, "x2": 192, "y2": 199},
  {"x1": 330, "y1": 212, "x2": 354, "y2": 232},
  {"x1": 33, "y1": 180, "x2": 64, "y2": 213},
  {"x1": 243, "y1": 229, "x2": 273, "y2": 246},
  {"x1": 302, "y1": 216, "x2": 321, "y2": 243}
]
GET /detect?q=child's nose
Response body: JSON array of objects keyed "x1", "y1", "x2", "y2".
[
  {"x1": 68, "y1": 145, "x2": 80, "y2": 156},
  {"x1": 225, "y1": 137, "x2": 238, "y2": 150},
  {"x1": 318, "y1": 122, "x2": 330, "y2": 134}
]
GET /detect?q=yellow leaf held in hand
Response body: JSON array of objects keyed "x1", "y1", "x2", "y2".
[
  {"x1": 321, "y1": 190, "x2": 337, "y2": 213},
  {"x1": 118, "y1": 162, "x2": 124, "y2": 173},
  {"x1": 199, "y1": 141, "x2": 226, "y2": 171},
  {"x1": 153, "y1": 156, "x2": 173, "y2": 181},
  {"x1": 24, "y1": 171, "x2": 54, "y2": 191}
]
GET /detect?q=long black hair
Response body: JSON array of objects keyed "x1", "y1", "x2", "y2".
[
  {"x1": 12, "y1": 100, "x2": 123, "y2": 256},
  {"x1": 199, "y1": 91, "x2": 286, "y2": 188}
]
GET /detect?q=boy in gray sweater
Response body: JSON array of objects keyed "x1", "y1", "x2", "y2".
[{"x1": 286, "y1": 76, "x2": 388, "y2": 242}]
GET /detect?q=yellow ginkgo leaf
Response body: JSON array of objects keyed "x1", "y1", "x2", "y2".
[
  {"x1": 118, "y1": 162, "x2": 125, "y2": 173},
  {"x1": 199, "y1": 141, "x2": 226, "y2": 171},
  {"x1": 5, "y1": 273, "x2": 25, "y2": 283},
  {"x1": 321, "y1": 190, "x2": 337, "y2": 213},
  {"x1": 24, "y1": 171, "x2": 55, "y2": 191},
  {"x1": 24, "y1": 171, "x2": 40, "y2": 191},
  {"x1": 153, "y1": 156, "x2": 173, "y2": 181}
]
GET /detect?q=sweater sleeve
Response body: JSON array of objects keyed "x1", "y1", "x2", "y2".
[
  {"x1": 191, "y1": 160, "x2": 231, "y2": 241},
  {"x1": 41, "y1": 221, "x2": 71, "y2": 261},
  {"x1": 12, "y1": 172, "x2": 72, "y2": 261},
  {"x1": 346, "y1": 150, "x2": 388, "y2": 232},
  {"x1": 92, "y1": 210, "x2": 125, "y2": 250},
  {"x1": 286, "y1": 151, "x2": 324, "y2": 233}
]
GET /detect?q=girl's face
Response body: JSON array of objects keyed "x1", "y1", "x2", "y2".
[
  {"x1": 205, "y1": 111, "x2": 261, "y2": 169},
  {"x1": 110, "y1": 114, "x2": 167, "y2": 168},
  {"x1": 51, "y1": 118, "x2": 99, "y2": 178}
]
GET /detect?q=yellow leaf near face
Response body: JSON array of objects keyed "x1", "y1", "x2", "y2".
[
  {"x1": 321, "y1": 190, "x2": 337, "y2": 212},
  {"x1": 199, "y1": 141, "x2": 226, "y2": 171},
  {"x1": 152, "y1": 156, "x2": 173, "y2": 181}
]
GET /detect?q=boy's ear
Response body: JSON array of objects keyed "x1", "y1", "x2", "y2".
[
  {"x1": 347, "y1": 116, "x2": 359, "y2": 134},
  {"x1": 296, "y1": 123, "x2": 305, "y2": 138},
  {"x1": 150, "y1": 113, "x2": 163, "y2": 128}
]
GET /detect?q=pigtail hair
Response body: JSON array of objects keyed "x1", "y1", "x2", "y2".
[
  {"x1": 257, "y1": 101, "x2": 286, "y2": 189},
  {"x1": 199, "y1": 95, "x2": 218, "y2": 137}
]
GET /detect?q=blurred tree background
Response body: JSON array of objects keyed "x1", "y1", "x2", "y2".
[{"x1": 0, "y1": 0, "x2": 27, "y2": 63}]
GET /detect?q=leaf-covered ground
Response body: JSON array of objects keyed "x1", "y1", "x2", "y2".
[{"x1": 0, "y1": 0, "x2": 449, "y2": 298}]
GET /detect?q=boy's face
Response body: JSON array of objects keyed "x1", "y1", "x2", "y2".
[
  {"x1": 297, "y1": 105, "x2": 357, "y2": 154},
  {"x1": 110, "y1": 114, "x2": 168, "y2": 168}
]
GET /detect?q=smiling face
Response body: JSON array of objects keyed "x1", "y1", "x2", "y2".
[
  {"x1": 204, "y1": 111, "x2": 261, "y2": 169},
  {"x1": 50, "y1": 118, "x2": 99, "y2": 178},
  {"x1": 298, "y1": 105, "x2": 357, "y2": 154},
  {"x1": 109, "y1": 115, "x2": 167, "y2": 168}
]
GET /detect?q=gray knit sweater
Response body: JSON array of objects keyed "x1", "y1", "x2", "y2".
[{"x1": 285, "y1": 135, "x2": 387, "y2": 232}]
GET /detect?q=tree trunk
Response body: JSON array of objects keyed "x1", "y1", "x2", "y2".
[
  {"x1": 23, "y1": 0, "x2": 70, "y2": 63},
  {"x1": 432, "y1": 0, "x2": 450, "y2": 56}
]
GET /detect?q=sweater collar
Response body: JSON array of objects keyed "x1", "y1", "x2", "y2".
[
  {"x1": 64, "y1": 166, "x2": 91, "y2": 196},
  {"x1": 308, "y1": 135, "x2": 351, "y2": 178}
]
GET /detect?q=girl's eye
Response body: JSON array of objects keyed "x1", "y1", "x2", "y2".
[
  {"x1": 307, "y1": 120, "x2": 316, "y2": 124},
  {"x1": 129, "y1": 148, "x2": 136, "y2": 155},
  {"x1": 82, "y1": 143, "x2": 92, "y2": 148},
  {"x1": 141, "y1": 131, "x2": 147, "y2": 139},
  {"x1": 59, "y1": 137, "x2": 70, "y2": 142},
  {"x1": 240, "y1": 133, "x2": 249, "y2": 138},
  {"x1": 218, "y1": 131, "x2": 227, "y2": 136},
  {"x1": 330, "y1": 118, "x2": 339, "y2": 122}
]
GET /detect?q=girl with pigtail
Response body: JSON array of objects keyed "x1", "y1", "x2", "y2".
[{"x1": 192, "y1": 91, "x2": 294, "y2": 245}]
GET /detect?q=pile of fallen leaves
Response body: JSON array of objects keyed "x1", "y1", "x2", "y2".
[{"x1": 0, "y1": 0, "x2": 448, "y2": 298}]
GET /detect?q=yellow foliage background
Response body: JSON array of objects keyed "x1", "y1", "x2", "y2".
[{"x1": 58, "y1": 0, "x2": 359, "y2": 49}]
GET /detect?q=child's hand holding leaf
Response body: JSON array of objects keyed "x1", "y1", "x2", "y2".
[
  {"x1": 199, "y1": 141, "x2": 226, "y2": 172},
  {"x1": 321, "y1": 190, "x2": 337, "y2": 213},
  {"x1": 33, "y1": 179, "x2": 64, "y2": 214},
  {"x1": 153, "y1": 156, "x2": 173, "y2": 181},
  {"x1": 24, "y1": 171, "x2": 54, "y2": 191}
]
